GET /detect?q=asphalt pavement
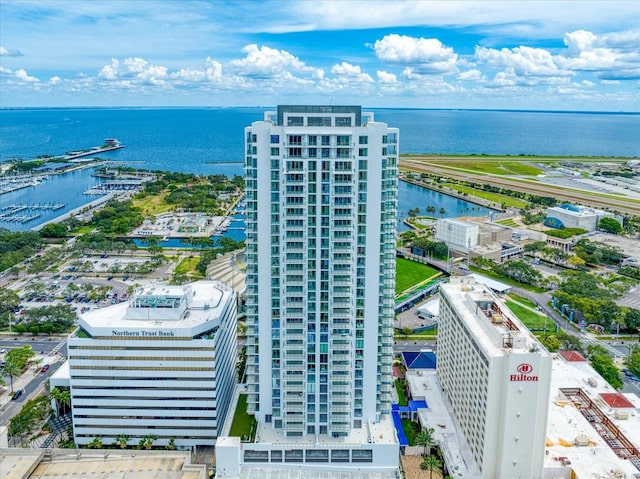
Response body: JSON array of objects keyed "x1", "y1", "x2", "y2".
[{"x1": 0, "y1": 337, "x2": 67, "y2": 427}]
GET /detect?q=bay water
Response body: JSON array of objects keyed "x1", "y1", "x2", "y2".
[{"x1": 1, "y1": 108, "x2": 638, "y2": 233}]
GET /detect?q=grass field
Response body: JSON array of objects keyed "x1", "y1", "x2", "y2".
[
  {"x1": 469, "y1": 265, "x2": 546, "y2": 293},
  {"x1": 430, "y1": 160, "x2": 543, "y2": 176},
  {"x1": 506, "y1": 300, "x2": 550, "y2": 330},
  {"x1": 175, "y1": 256, "x2": 202, "y2": 276},
  {"x1": 496, "y1": 218, "x2": 519, "y2": 227},
  {"x1": 443, "y1": 183, "x2": 529, "y2": 208},
  {"x1": 396, "y1": 258, "x2": 440, "y2": 294},
  {"x1": 507, "y1": 293, "x2": 538, "y2": 309},
  {"x1": 228, "y1": 394, "x2": 257, "y2": 441},
  {"x1": 132, "y1": 192, "x2": 174, "y2": 215}
]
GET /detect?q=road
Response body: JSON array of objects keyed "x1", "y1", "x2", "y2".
[
  {"x1": 0, "y1": 337, "x2": 67, "y2": 427},
  {"x1": 0, "y1": 336, "x2": 67, "y2": 357},
  {"x1": 400, "y1": 158, "x2": 640, "y2": 215},
  {"x1": 0, "y1": 359, "x2": 64, "y2": 426},
  {"x1": 394, "y1": 339, "x2": 436, "y2": 352}
]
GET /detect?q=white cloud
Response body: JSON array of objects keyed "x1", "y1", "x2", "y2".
[
  {"x1": 293, "y1": 1, "x2": 640, "y2": 40},
  {"x1": 488, "y1": 67, "x2": 572, "y2": 87},
  {"x1": 377, "y1": 70, "x2": 398, "y2": 84},
  {"x1": 172, "y1": 57, "x2": 223, "y2": 83},
  {"x1": 14, "y1": 68, "x2": 38, "y2": 82},
  {"x1": 99, "y1": 59, "x2": 120, "y2": 80},
  {"x1": 556, "y1": 29, "x2": 640, "y2": 79},
  {"x1": 49, "y1": 76, "x2": 61, "y2": 85},
  {"x1": 229, "y1": 44, "x2": 321, "y2": 79},
  {"x1": 0, "y1": 46, "x2": 23, "y2": 56},
  {"x1": 97, "y1": 57, "x2": 168, "y2": 86},
  {"x1": 475, "y1": 45, "x2": 572, "y2": 78},
  {"x1": 374, "y1": 34, "x2": 458, "y2": 74},
  {"x1": 330, "y1": 62, "x2": 373, "y2": 83},
  {"x1": 458, "y1": 69, "x2": 485, "y2": 82}
]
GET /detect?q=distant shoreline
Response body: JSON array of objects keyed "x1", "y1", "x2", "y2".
[{"x1": 1, "y1": 106, "x2": 639, "y2": 116}]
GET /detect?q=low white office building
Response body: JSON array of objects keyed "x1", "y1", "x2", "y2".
[
  {"x1": 58, "y1": 280, "x2": 237, "y2": 448},
  {"x1": 437, "y1": 277, "x2": 552, "y2": 479},
  {"x1": 544, "y1": 204, "x2": 618, "y2": 231},
  {"x1": 435, "y1": 219, "x2": 479, "y2": 251}
]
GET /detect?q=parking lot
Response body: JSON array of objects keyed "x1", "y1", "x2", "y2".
[{"x1": 5, "y1": 252, "x2": 168, "y2": 327}]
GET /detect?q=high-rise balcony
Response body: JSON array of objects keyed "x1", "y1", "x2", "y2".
[
  {"x1": 330, "y1": 384, "x2": 352, "y2": 392},
  {"x1": 284, "y1": 401, "x2": 305, "y2": 412}
]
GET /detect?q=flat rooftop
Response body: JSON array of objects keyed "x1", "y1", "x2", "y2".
[
  {"x1": 0, "y1": 449, "x2": 205, "y2": 479},
  {"x1": 238, "y1": 469, "x2": 399, "y2": 479},
  {"x1": 440, "y1": 277, "x2": 541, "y2": 356},
  {"x1": 77, "y1": 280, "x2": 233, "y2": 337},
  {"x1": 409, "y1": 369, "x2": 480, "y2": 478},
  {"x1": 256, "y1": 415, "x2": 397, "y2": 448},
  {"x1": 586, "y1": 232, "x2": 640, "y2": 260},
  {"x1": 545, "y1": 352, "x2": 640, "y2": 477}
]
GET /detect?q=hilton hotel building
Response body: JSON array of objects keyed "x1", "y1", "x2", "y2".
[
  {"x1": 60, "y1": 281, "x2": 237, "y2": 448},
  {"x1": 437, "y1": 277, "x2": 552, "y2": 479}
]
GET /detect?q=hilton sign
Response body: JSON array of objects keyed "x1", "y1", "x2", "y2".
[{"x1": 509, "y1": 363, "x2": 539, "y2": 382}]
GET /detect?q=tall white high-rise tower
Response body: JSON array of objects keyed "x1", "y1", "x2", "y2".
[{"x1": 244, "y1": 105, "x2": 398, "y2": 438}]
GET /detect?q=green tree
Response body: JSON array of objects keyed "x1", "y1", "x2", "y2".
[
  {"x1": 415, "y1": 427, "x2": 435, "y2": 457},
  {"x1": 115, "y1": 434, "x2": 129, "y2": 449},
  {"x1": 598, "y1": 217, "x2": 623, "y2": 234},
  {"x1": 439, "y1": 207, "x2": 446, "y2": 218},
  {"x1": 39, "y1": 222, "x2": 69, "y2": 238},
  {"x1": 3, "y1": 361, "x2": 21, "y2": 393},
  {"x1": 539, "y1": 334, "x2": 561, "y2": 352},
  {"x1": 138, "y1": 434, "x2": 158, "y2": 450},
  {"x1": 585, "y1": 344, "x2": 623, "y2": 389},
  {"x1": 88, "y1": 436, "x2": 103, "y2": 449},
  {"x1": 0, "y1": 287, "x2": 20, "y2": 315},
  {"x1": 625, "y1": 346, "x2": 640, "y2": 377},
  {"x1": 51, "y1": 387, "x2": 71, "y2": 416},
  {"x1": 420, "y1": 455, "x2": 443, "y2": 479}
]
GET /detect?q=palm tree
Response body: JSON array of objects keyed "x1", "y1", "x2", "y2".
[
  {"x1": 439, "y1": 207, "x2": 446, "y2": 218},
  {"x1": 139, "y1": 434, "x2": 158, "y2": 450},
  {"x1": 115, "y1": 434, "x2": 129, "y2": 449},
  {"x1": 3, "y1": 361, "x2": 20, "y2": 393},
  {"x1": 420, "y1": 455, "x2": 443, "y2": 479},
  {"x1": 51, "y1": 387, "x2": 71, "y2": 416},
  {"x1": 88, "y1": 436, "x2": 103, "y2": 449},
  {"x1": 415, "y1": 427, "x2": 435, "y2": 457}
]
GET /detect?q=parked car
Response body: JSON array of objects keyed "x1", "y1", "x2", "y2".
[{"x1": 12, "y1": 389, "x2": 23, "y2": 400}]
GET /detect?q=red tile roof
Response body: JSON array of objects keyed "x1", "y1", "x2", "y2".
[
  {"x1": 600, "y1": 392, "x2": 635, "y2": 409},
  {"x1": 558, "y1": 350, "x2": 587, "y2": 362}
]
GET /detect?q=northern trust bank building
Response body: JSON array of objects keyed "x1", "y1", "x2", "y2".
[{"x1": 56, "y1": 281, "x2": 237, "y2": 448}]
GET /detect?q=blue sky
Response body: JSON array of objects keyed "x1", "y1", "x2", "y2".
[{"x1": 1, "y1": 0, "x2": 639, "y2": 110}]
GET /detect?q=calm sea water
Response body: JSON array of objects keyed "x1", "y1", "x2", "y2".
[{"x1": 1, "y1": 108, "x2": 638, "y2": 232}]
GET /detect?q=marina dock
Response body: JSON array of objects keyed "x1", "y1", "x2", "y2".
[{"x1": 0, "y1": 203, "x2": 66, "y2": 224}]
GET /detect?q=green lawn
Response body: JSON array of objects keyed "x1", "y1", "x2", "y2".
[
  {"x1": 507, "y1": 293, "x2": 537, "y2": 309},
  {"x1": 444, "y1": 183, "x2": 529, "y2": 208},
  {"x1": 469, "y1": 266, "x2": 546, "y2": 293},
  {"x1": 395, "y1": 379, "x2": 407, "y2": 406},
  {"x1": 401, "y1": 419, "x2": 421, "y2": 446},
  {"x1": 496, "y1": 218, "x2": 519, "y2": 227},
  {"x1": 396, "y1": 258, "x2": 440, "y2": 294},
  {"x1": 228, "y1": 394, "x2": 257, "y2": 441},
  {"x1": 175, "y1": 256, "x2": 202, "y2": 275},
  {"x1": 505, "y1": 300, "x2": 550, "y2": 330}
]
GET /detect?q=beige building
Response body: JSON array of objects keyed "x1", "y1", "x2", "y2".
[{"x1": 0, "y1": 448, "x2": 207, "y2": 479}]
